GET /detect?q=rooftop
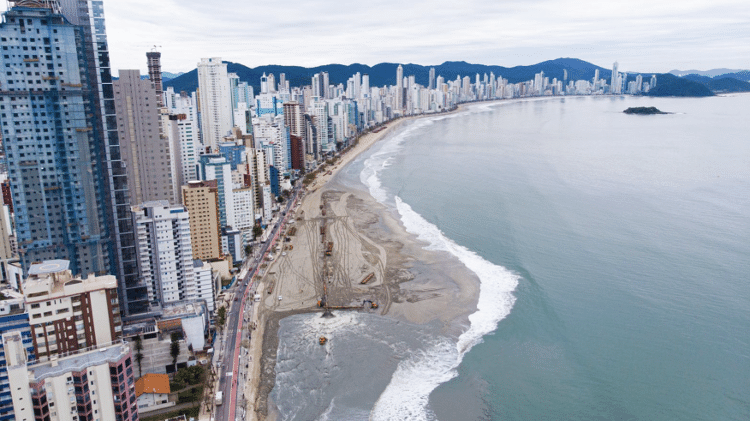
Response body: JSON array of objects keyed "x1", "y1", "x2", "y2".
[
  {"x1": 135, "y1": 373, "x2": 170, "y2": 396},
  {"x1": 23, "y1": 260, "x2": 117, "y2": 302},
  {"x1": 28, "y1": 260, "x2": 69, "y2": 276},
  {"x1": 30, "y1": 343, "x2": 130, "y2": 381}
]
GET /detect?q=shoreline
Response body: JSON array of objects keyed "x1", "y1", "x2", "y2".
[{"x1": 242, "y1": 98, "x2": 522, "y2": 420}]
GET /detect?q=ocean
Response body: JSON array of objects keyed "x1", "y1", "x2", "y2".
[{"x1": 270, "y1": 94, "x2": 750, "y2": 420}]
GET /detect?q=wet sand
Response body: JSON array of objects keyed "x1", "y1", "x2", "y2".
[{"x1": 242, "y1": 109, "x2": 481, "y2": 420}]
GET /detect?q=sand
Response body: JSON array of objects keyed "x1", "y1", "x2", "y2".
[{"x1": 240, "y1": 109, "x2": 481, "y2": 420}]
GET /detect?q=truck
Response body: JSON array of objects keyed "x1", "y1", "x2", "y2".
[
  {"x1": 215, "y1": 391, "x2": 223, "y2": 406},
  {"x1": 325, "y1": 242, "x2": 333, "y2": 256}
]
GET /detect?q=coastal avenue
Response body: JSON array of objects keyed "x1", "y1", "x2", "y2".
[{"x1": 213, "y1": 187, "x2": 300, "y2": 421}]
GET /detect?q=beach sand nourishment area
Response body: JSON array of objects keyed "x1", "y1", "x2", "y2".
[{"x1": 240, "y1": 108, "x2": 481, "y2": 420}]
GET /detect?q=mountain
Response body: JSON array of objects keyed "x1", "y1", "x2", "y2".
[
  {"x1": 163, "y1": 58, "x2": 611, "y2": 96},
  {"x1": 705, "y1": 77, "x2": 750, "y2": 93},
  {"x1": 163, "y1": 59, "x2": 720, "y2": 98},
  {"x1": 680, "y1": 74, "x2": 750, "y2": 93},
  {"x1": 646, "y1": 73, "x2": 714, "y2": 97},
  {"x1": 717, "y1": 70, "x2": 750, "y2": 82},
  {"x1": 669, "y1": 68, "x2": 747, "y2": 77},
  {"x1": 162, "y1": 71, "x2": 185, "y2": 80}
]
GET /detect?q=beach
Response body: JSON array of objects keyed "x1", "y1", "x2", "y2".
[{"x1": 239, "y1": 108, "x2": 482, "y2": 420}]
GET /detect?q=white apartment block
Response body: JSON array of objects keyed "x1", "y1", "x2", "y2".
[
  {"x1": 4, "y1": 333, "x2": 138, "y2": 421},
  {"x1": 197, "y1": 58, "x2": 233, "y2": 151},
  {"x1": 164, "y1": 87, "x2": 201, "y2": 183},
  {"x1": 192, "y1": 260, "x2": 216, "y2": 313},
  {"x1": 132, "y1": 201, "x2": 194, "y2": 309},
  {"x1": 233, "y1": 186, "x2": 256, "y2": 240}
]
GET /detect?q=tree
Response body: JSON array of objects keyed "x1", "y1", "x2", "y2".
[
  {"x1": 252, "y1": 224, "x2": 263, "y2": 240},
  {"x1": 244, "y1": 244, "x2": 252, "y2": 255},
  {"x1": 134, "y1": 335, "x2": 144, "y2": 377},
  {"x1": 217, "y1": 306, "x2": 226, "y2": 329},
  {"x1": 170, "y1": 332, "x2": 180, "y2": 368}
]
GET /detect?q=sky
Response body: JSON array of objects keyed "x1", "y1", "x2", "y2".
[{"x1": 3, "y1": 0, "x2": 749, "y2": 75}]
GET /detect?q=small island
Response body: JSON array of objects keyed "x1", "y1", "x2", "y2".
[{"x1": 623, "y1": 106, "x2": 669, "y2": 115}]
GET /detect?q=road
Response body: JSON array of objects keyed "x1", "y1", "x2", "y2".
[{"x1": 213, "y1": 188, "x2": 300, "y2": 421}]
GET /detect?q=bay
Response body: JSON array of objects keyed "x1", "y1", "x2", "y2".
[{"x1": 377, "y1": 94, "x2": 750, "y2": 421}]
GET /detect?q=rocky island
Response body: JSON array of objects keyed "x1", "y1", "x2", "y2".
[{"x1": 624, "y1": 106, "x2": 669, "y2": 115}]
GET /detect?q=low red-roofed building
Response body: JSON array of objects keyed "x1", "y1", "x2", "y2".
[{"x1": 135, "y1": 373, "x2": 174, "y2": 413}]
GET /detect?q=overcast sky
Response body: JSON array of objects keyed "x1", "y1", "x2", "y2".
[{"x1": 3, "y1": 0, "x2": 749, "y2": 74}]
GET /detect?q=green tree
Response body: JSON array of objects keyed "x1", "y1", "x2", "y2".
[
  {"x1": 252, "y1": 224, "x2": 263, "y2": 239},
  {"x1": 217, "y1": 306, "x2": 226, "y2": 329},
  {"x1": 170, "y1": 332, "x2": 180, "y2": 368},
  {"x1": 134, "y1": 334, "x2": 144, "y2": 377}
]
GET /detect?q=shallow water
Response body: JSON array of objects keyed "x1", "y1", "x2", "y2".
[{"x1": 272, "y1": 94, "x2": 750, "y2": 421}]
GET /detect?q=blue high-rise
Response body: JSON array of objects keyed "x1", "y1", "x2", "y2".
[{"x1": 0, "y1": 1, "x2": 145, "y2": 315}]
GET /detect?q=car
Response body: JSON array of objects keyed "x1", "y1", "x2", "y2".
[
  {"x1": 278, "y1": 295, "x2": 283, "y2": 301},
  {"x1": 282, "y1": 252, "x2": 287, "y2": 256}
]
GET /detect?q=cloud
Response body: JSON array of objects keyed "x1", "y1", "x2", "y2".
[{"x1": 2, "y1": 0, "x2": 748, "y2": 73}]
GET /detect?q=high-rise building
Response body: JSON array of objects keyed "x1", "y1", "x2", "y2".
[
  {"x1": 311, "y1": 99, "x2": 331, "y2": 153},
  {"x1": 611, "y1": 61, "x2": 620, "y2": 94},
  {"x1": 321, "y1": 72, "x2": 330, "y2": 99},
  {"x1": 22, "y1": 260, "x2": 122, "y2": 360},
  {"x1": 0, "y1": 2, "x2": 143, "y2": 315},
  {"x1": 283, "y1": 101, "x2": 306, "y2": 169},
  {"x1": 63, "y1": 0, "x2": 142, "y2": 316},
  {"x1": 197, "y1": 58, "x2": 233, "y2": 151},
  {"x1": 5, "y1": 334, "x2": 139, "y2": 421},
  {"x1": 114, "y1": 70, "x2": 177, "y2": 205},
  {"x1": 362, "y1": 74, "x2": 370, "y2": 98},
  {"x1": 182, "y1": 181, "x2": 222, "y2": 261},
  {"x1": 197, "y1": 155, "x2": 236, "y2": 229},
  {"x1": 429, "y1": 67, "x2": 436, "y2": 90},
  {"x1": 396, "y1": 65, "x2": 404, "y2": 113},
  {"x1": 147, "y1": 50, "x2": 164, "y2": 107},
  {"x1": 245, "y1": 148, "x2": 269, "y2": 220},
  {"x1": 164, "y1": 87, "x2": 200, "y2": 185},
  {"x1": 132, "y1": 202, "x2": 194, "y2": 309}
]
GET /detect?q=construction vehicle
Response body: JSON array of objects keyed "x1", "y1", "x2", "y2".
[
  {"x1": 360, "y1": 273, "x2": 374, "y2": 285},
  {"x1": 325, "y1": 242, "x2": 333, "y2": 256}
]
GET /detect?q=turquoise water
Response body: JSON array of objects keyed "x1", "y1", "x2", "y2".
[{"x1": 376, "y1": 95, "x2": 750, "y2": 420}]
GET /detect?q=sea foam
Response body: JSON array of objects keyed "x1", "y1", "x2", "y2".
[{"x1": 363, "y1": 111, "x2": 519, "y2": 420}]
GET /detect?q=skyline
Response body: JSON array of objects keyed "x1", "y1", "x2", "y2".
[{"x1": 2, "y1": 0, "x2": 748, "y2": 74}]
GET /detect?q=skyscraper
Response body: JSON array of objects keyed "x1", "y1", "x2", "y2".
[
  {"x1": 396, "y1": 65, "x2": 404, "y2": 113},
  {"x1": 0, "y1": 1, "x2": 143, "y2": 315},
  {"x1": 147, "y1": 50, "x2": 164, "y2": 107},
  {"x1": 611, "y1": 61, "x2": 619, "y2": 94},
  {"x1": 114, "y1": 70, "x2": 177, "y2": 205},
  {"x1": 60, "y1": 0, "x2": 143, "y2": 315},
  {"x1": 362, "y1": 74, "x2": 370, "y2": 98},
  {"x1": 197, "y1": 58, "x2": 233, "y2": 151},
  {"x1": 429, "y1": 67, "x2": 436, "y2": 90}
]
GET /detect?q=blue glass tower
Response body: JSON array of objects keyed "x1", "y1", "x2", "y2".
[{"x1": 0, "y1": 1, "x2": 145, "y2": 316}]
